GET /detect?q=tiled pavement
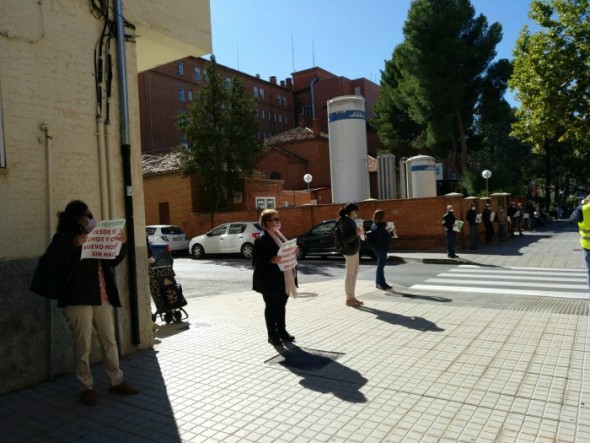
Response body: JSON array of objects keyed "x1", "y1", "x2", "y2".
[{"x1": 1, "y1": 220, "x2": 589, "y2": 442}]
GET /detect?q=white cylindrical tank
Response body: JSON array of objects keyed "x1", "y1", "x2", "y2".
[
  {"x1": 328, "y1": 96, "x2": 370, "y2": 204},
  {"x1": 407, "y1": 155, "x2": 436, "y2": 198}
]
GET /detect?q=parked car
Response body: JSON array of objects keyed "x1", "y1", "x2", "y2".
[
  {"x1": 296, "y1": 219, "x2": 376, "y2": 260},
  {"x1": 146, "y1": 225, "x2": 190, "y2": 253},
  {"x1": 148, "y1": 239, "x2": 173, "y2": 267},
  {"x1": 189, "y1": 221, "x2": 263, "y2": 259}
]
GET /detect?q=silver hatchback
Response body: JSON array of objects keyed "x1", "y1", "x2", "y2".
[{"x1": 189, "y1": 221, "x2": 263, "y2": 259}]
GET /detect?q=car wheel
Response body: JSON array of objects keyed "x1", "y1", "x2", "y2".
[
  {"x1": 191, "y1": 244, "x2": 205, "y2": 259},
  {"x1": 241, "y1": 242, "x2": 254, "y2": 258}
]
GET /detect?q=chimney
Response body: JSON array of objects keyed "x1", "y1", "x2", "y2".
[
  {"x1": 312, "y1": 118, "x2": 320, "y2": 136},
  {"x1": 280, "y1": 80, "x2": 285, "y2": 87},
  {"x1": 270, "y1": 76, "x2": 277, "y2": 84},
  {"x1": 298, "y1": 114, "x2": 306, "y2": 128},
  {"x1": 285, "y1": 77, "x2": 292, "y2": 89},
  {"x1": 255, "y1": 74, "x2": 260, "y2": 78}
]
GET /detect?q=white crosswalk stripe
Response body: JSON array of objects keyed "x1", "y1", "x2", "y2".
[{"x1": 410, "y1": 265, "x2": 590, "y2": 299}]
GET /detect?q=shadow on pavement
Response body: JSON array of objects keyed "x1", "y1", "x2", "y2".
[
  {"x1": 275, "y1": 345, "x2": 368, "y2": 403},
  {"x1": 357, "y1": 306, "x2": 445, "y2": 332},
  {"x1": 401, "y1": 293, "x2": 453, "y2": 303}
]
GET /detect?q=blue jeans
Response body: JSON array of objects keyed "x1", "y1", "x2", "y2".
[
  {"x1": 446, "y1": 230, "x2": 456, "y2": 256},
  {"x1": 375, "y1": 250, "x2": 387, "y2": 286},
  {"x1": 584, "y1": 248, "x2": 590, "y2": 289}
]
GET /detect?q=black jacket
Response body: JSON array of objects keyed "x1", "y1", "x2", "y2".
[
  {"x1": 442, "y1": 211, "x2": 456, "y2": 232},
  {"x1": 370, "y1": 222, "x2": 390, "y2": 253},
  {"x1": 466, "y1": 208, "x2": 477, "y2": 226},
  {"x1": 337, "y1": 216, "x2": 360, "y2": 256},
  {"x1": 34, "y1": 231, "x2": 127, "y2": 308},
  {"x1": 252, "y1": 232, "x2": 286, "y2": 294}
]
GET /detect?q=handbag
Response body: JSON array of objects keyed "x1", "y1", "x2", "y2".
[{"x1": 30, "y1": 252, "x2": 73, "y2": 299}]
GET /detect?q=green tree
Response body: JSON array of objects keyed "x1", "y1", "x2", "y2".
[
  {"x1": 510, "y1": 0, "x2": 590, "y2": 207},
  {"x1": 178, "y1": 55, "x2": 262, "y2": 211},
  {"x1": 374, "y1": 0, "x2": 502, "y2": 174},
  {"x1": 510, "y1": 0, "x2": 590, "y2": 147}
]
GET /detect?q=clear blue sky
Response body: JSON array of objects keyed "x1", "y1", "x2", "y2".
[{"x1": 209, "y1": 0, "x2": 537, "y2": 102}]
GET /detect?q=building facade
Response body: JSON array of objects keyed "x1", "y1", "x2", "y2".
[{"x1": 0, "y1": 0, "x2": 211, "y2": 395}]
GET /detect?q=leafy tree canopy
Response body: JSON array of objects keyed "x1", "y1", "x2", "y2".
[{"x1": 177, "y1": 55, "x2": 262, "y2": 211}]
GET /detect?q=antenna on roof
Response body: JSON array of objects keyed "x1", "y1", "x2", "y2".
[
  {"x1": 236, "y1": 44, "x2": 239, "y2": 71},
  {"x1": 312, "y1": 40, "x2": 315, "y2": 67},
  {"x1": 291, "y1": 34, "x2": 295, "y2": 72}
]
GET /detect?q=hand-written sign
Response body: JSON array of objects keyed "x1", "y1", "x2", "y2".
[
  {"x1": 277, "y1": 238, "x2": 298, "y2": 271},
  {"x1": 81, "y1": 219, "x2": 126, "y2": 260}
]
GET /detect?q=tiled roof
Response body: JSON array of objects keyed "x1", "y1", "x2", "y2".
[
  {"x1": 263, "y1": 126, "x2": 328, "y2": 146},
  {"x1": 367, "y1": 155, "x2": 377, "y2": 173},
  {"x1": 142, "y1": 152, "x2": 181, "y2": 176}
]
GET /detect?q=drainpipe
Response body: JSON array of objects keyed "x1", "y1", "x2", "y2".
[
  {"x1": 310, "y1": 77, "x2": 319, "y2": 120},
  {"x1": 40, "y1": 123, "x2": 55, "y2": 381},
  {"x1": 114, "y1": 0, "x2": 140, "y2": 345}
]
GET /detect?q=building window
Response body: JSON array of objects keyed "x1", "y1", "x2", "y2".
[
  {"x1": 177, "y1": 86, "x2": 185, "y2": 102},
  {"x1": 253, "y1": 86, "x2": 259, "y2": 98},
  {"x1": 194, "y1": 67, "x2": 201, "y2": 81},
  {"x1": 0, "y1": 82, "x2": 4, "y2": 168},
  {"x1": 256, "y1": 197, "x2": 275, "y2": 209},
  {"x1": 261, "y1": 110, "x2": 265, "y2": 119},
  {"x1": 233, "y1": 192, "x2": 243, "y2": 204},
  {"x1": 278, "y1": 115, "x2": 282, "y2": 123},
  {"x1": 259, "y1": 88, "x2": 265, "y2": 100},
  {"x1": 187, "y1": 90, "x2": 193, "y2": 101},
  {"x1": 302, "y1": 105, "x2": 310, "y2": 116},
  {"x1": 176, "y1": 62, "x2": 184, "y2": 76},
  {"x1": 354, "y1": 86, "x2": 361, "y2": 96},
  {"x1": 282, "y1": 96, "x2": 288, "y2": 106},
  {"x1": 225, "y1": 77, "x2": 231, "y2": 89},
  {"x1": 284, "y1": 117, "x2": 288, "y2": 125}
]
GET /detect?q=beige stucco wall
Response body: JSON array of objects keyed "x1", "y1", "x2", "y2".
[{"x1": 0, "y1": 0, "x2": 211, "y2": 394}]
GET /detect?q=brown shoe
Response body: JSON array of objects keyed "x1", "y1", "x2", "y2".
[
  {"x1": 346, "y1": 299, "x2": 362, "y2": 307},
  {"x1": 80, "y1": 389, "x2": 98, "y2": 406},
  {"x1": 109, "y1": 381, "x2": 138, "y2": 395}
]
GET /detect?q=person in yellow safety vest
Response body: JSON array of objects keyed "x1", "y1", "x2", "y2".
[{"x1": 570, "y1": 194, "x2": 590, "y2": 289}]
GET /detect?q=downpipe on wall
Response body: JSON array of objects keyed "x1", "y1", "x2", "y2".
[
  {"x1": 40, "y1": 123, "x2": 56, "y2": 381},
  {"x1": 114, "y1": 0, "x2": 140, "y2": 345}
]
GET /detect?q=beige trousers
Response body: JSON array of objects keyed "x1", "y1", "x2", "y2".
[
  {"x1": 63, "y1": 302, "x2": 123, "y2": 391},
  {"x1": 344, "y1": 252, "x2": 360, "y2": 299}
]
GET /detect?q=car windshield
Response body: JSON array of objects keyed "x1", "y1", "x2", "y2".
[
  {"x1": 146, "y1": 227, "x2": 157, "y2": 235},
  {"x1": 313, "y1": 222, "x2": 336, "y2": 234},
  {"x1": 161, "y1": 226, "x2": 184, "y2": 235}
]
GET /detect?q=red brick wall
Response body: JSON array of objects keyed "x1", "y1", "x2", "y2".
[{"x1": 143, "y1": 174, "x2": 193, "y2": 230}]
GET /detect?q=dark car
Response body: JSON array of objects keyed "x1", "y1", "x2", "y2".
[{"x1": 296, "y1": 219, "x2": 375, "y2": 260}]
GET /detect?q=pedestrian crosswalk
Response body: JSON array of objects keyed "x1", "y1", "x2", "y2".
[{"x1": 410, "y1": 265, "x2": 590, "y2": 299}]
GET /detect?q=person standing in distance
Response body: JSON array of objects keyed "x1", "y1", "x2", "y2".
[
  {"x1": 442, "y1": 205, "x2": 459, "y2": 259},
  {"x1": 465, "y1": 203, "x2": 479, "y2": 250},
  {"x1": 33, "y1": 200, "x2": 138, "y2": 406},
  {"x1": 570, "y1": 195, "x2": 590, "y2": 289},
  {"x1": 337, "y1": 203, "x2": 364, "y2": 307},
  {"x1": 370, "y1": 209, "x2": 393, "y2": 290}
]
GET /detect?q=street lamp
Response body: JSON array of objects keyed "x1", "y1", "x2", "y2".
[
  {"x1": 303, "y1": 173, "x2": 313, "y2": 191},
  {"x1": 482, "y1": 169, "x2": 492, "y2": 196}
]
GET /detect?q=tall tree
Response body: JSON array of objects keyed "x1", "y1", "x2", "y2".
[
  {"x1": 373, "y1": 0, "x2": 502, "y2": 174},
  {"x1": 178, "y1": 56, "x2": 262, "y2": 211},
  {"x1": 510, "y1": 0, "x2": 590, "y2": 147}
]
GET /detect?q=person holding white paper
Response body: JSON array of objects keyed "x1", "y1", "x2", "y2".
[
  {"x1": 442, "y1": 205, "x2": 459, "y2": 259},
  {"x1": 336, "y1": 203, "x2": 364, "y2": 307},
  {"x1": 252, "y1": 209, "x2": 297, "y2": 346},
  {"x1": 33, "y1": 200, "x2": 137, "y2": 406}
]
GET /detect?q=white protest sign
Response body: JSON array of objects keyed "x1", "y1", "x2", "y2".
[
  {"x1": 81, "y1": 219, "x2": 126, "y2": 260},
  {"x1": 277, "y1": 238, "x2": 298, "y2": 271}
]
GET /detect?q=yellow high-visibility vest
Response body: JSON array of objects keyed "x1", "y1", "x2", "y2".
[{"x1": 578, "y1": 204, "x2": 590, "y2": 250}]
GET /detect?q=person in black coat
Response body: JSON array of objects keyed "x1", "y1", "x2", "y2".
[
  {"x1": 370, "y1": 209, "x2": 393, "y2": 290},
  {"x1": 465, "y1": 203, "x2": 479, "y2": 249},
  {"x1": 482, "y1": 202, "x2": 494, "y2": 243},
  {"x1": 442, "y1": 205, "x2": 459, "y2": 258},
  {"x1": 39, "y1": 200, "x2": 137, "y2": 406},
  {"x1": 252, "y1": 208, "x2": 296, "y2": 346},
  {"x1": 337, "y1": 202, "x2": 364, "y2": 307}
]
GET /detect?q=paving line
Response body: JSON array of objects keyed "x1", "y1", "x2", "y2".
[
  {"x1": 437, "y1": 272, "x2": 585, "y2": 282},
  {"x1": 409, "y1": 284, "x2": 589, "y2": 299},
  {"x1": 427, "y1": 278, "x2": 587, "y2": 289}
]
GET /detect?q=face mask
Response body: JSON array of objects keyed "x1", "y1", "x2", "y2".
[
  {"x1": 86, "y1": 217, "x2": 97, "y2": 233},
  {"x1": 274, "y1": 220, "x2": 281, "y2": 231}
]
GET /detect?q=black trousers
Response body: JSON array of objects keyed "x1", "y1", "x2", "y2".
[{"x1": 262, "y1": 292, "x2": 288, "y2": 338}]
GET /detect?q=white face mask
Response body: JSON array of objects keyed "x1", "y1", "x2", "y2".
[{"x1": 85, "y1": 217, "x2": 97, "y2": 233}]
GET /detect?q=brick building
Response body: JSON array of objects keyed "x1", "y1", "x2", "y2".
[{"x1": 138, "y1": 57, "x2": 296, "y2": 154}]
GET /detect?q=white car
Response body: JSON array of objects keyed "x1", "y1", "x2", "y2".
[
  {"x1": 189, "y1": 221, "x2": 263, "y2": 259},
  {"x1": 146, "y1": 225, "x2": 190, "y2": 252}
]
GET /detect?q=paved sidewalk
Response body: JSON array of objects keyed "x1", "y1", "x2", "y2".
[{"x1": 1, "y1": 220, "x2": 589, "y2": 442}]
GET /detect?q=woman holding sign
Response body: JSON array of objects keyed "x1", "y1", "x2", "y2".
[
  {"x1": 33, "y1": 200, "x2": 137, "y2": 406},
  {"x1": 252, "y1": 209, "x2": 297, "y2": 346}
]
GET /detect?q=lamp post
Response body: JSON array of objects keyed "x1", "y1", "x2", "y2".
[
  {"x1": 482, "y1": 169, "x2": 492, "y2": 196},
  {"x1": 303, "y1": 173, "x2": 312, "y2": 191}
]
